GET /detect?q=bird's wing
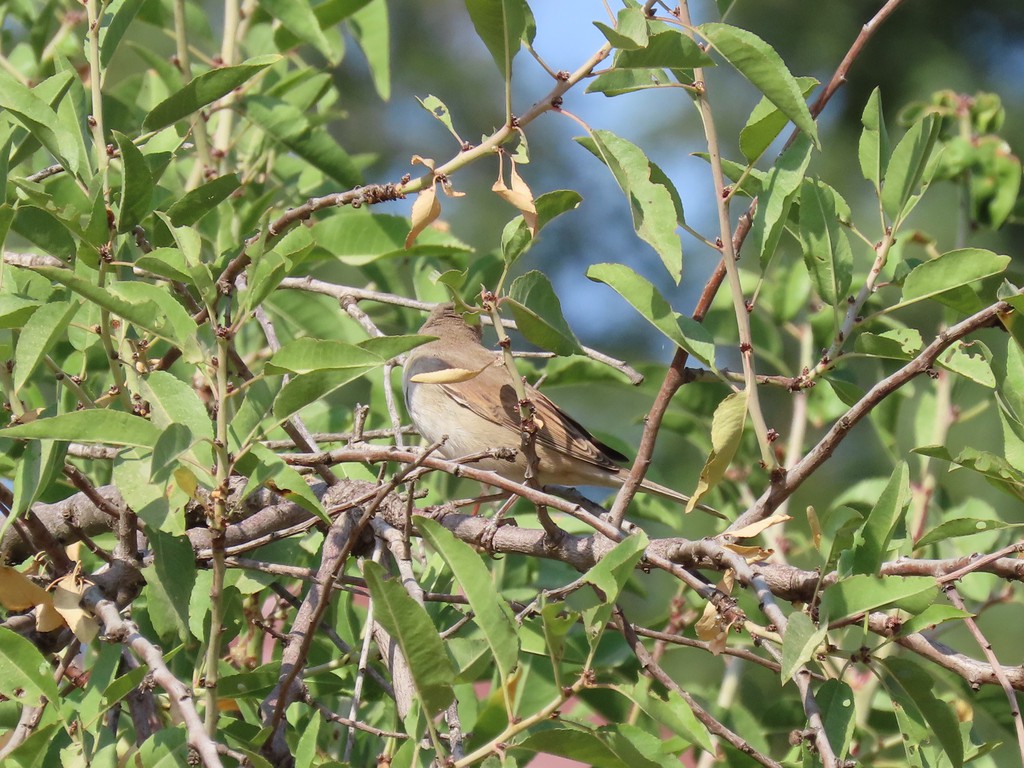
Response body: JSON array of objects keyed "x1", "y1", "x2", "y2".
[{"x1": 439, "y1": 363, "x2": 627, "y2": 473}]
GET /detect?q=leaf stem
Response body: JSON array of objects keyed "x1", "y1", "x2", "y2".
[
  {"x1": 85, "y1": 0, "x2": 108, "y2": 199},
  {"x1": 204, "y1": 333, "x2": 231, "y2": 736},
  {"x1": 679, "y1": 2, "x2": 775, "y2": 469}
]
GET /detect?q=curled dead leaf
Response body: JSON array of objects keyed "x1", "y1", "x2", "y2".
[
  {"x1": 410, "y1": 154, "x2": 436, "y2": 171},
  {"x1": 722, "y1": 542, "x2": 774, "y2": 563},
  {"x1": 695, "y1": 602, "x2": 729, "y2": 656},
  {"x1": 405, "y1": 185, "x2": 442, "y2": 249},
  {"x1": 51, "y1": 570, "x2": 99, "y2": 644},
  {"x1": 721, "y1": 514, "x2": 792, "y2": 540},
  {"x1": 492, "y1": 159, "x2": 538, "y2": 236}
]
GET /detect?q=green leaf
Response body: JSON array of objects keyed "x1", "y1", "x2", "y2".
[
  {"x1": 358, "y1": 334, "x2": 432, "y2": 361},
  {"x1": 11, "y1": 206, "x2": 77, "y2": 261},
  {"x1": 165, "y1": 173, "x2": 240, "y2": 227},
  {"x1": 112, "y1": 131, "x2": 154, "y2": 232},
  {"x1": 11, "y1": 438, "x2": 67, "y2": 519},
  {"x1": 898, "y1": 605, "x2": 973, "y2": 637},
  {"x1": 0, "y1": 296, "x2": 38, "y2": 331},
  {"x1": 799, "y1": 179, "x2": 853, "y2": 307},
  {"x1": 535, "y1": 189, "x2": 583, "y2": 231},
  {"x1": 914, "y1": 445, "x2": 1024, "y2": 502},
  {"x1": 899, "y1": 248, "x2": 1010, "y2": 309},
  {"x1": 576, "y1": 130, "x2": 683, "y2": 282},
  {"x1": 586, "y1": 68, "x2": 675, "y2": 97},
  {"x1": 257, "y1": 0, "x2": 334, "y2": 60},
  {"x1": 136, "y1": 728, "x2": 190, "y2": 767},
  {"x1": 570, "y1": 531, "x2": 649, "y2": 611},
  {"x1": 739, "y1": 76, "x2": 818, "y2": 162},
  {"x1": 272, "y1": 368, "x2": 376, "y2": 423},
  {"x1": 416, "y1": 94, "x2": 461, "y2": 141},
  {"x1": 295, "y1": 711, "x2": 323, "y2": 768},
  {"x1": 819, "y1": 575, "x2": 937, "y2": 623},
  {"x1": 914, "y1": 516, "x2": 1024, "y2": 549},
  {"x1": 28, "y1": 266, "x2": 199, "y2": 358},
  {"x1": 816, "y1": 680, "x2": 856, "y2": 762},
  {"x1": 855, "y1": 328, "x2": 922, "y2": 360},
  {"x1": 150, "y1": 423, "x2": 193, "y2": 484},
  {"x1": 0, "y1": 70, "x2": 81, "y2": 175},
  {"x1": 143, "y1": 370, "x2": 215, "y2": 475},
  {"x1": 266, "y1": 339, "x2": 384, "y2": 375},
  {"x1": 416, "y1": 517, "x2": 520, "y2": 685},
  {"x1": 881, "y1": 115, "x2": 940, "y2": 223},
  {"x1": 699, "y1": 23, "x2": 818, "y2": 147},
  {"x1": 622, "y1": 679, "x2": 715, "y2": 753},
  {"x1": 751, "y1": 133, "x2": 813, "y2": 269},
  {"x1": 780, "y1": 611, "x2": 826, "y2": 682},
  {"x1": 246, "y1": 97, "x2": 361, "y2": 188},
  {"x1": 858, "y1": 87, "x2": 889, "y2": 192},
  {"x1": 507, "y1": 271, "x2": 582, "y2": 356},
  {"x1": 500, "y1": 216, "x2": 532, "y2": 267},
  {"x1": 100, "y1": 0, "x2": 146, "y2": 67},
  {"x1": 937, "y1": 339, "x2": 995, "y2": 387},
  {"x1": 13, "y1": 300, "x2": 80, "y2": 393},
  {"x1": 0, "y1": 410, "x2": 161, "y2": 448},
  {"x1": 688, "y1": 391, "x2": 746, "y2": 513},
  {"x1": 517, "y1": 724, "x2": 669, "y2": 768},
  {"x1": 310, "y1": 210, "x2": 472, "y2": 265},
  {"x1": 840, "y1": 463, "x2": 910, "y2": 576},
  {"x1": 148, "y1": 530, "x2": 197, "y2": 641},
  {"x1": 880, "y1": 657, "x2": 964, "y2": 768},
  {"x1": 350, "y1": 0, "x2": 391, "y2": 100},
  {"x1": 236, "y1": 443, "x2": 330, "y2": 526},
  {"x1": 363, "y1": 560, "x2": 456, "y2": 716},
  {"x1": 463, "y1": 0, "x2": 527, "y2": 81},
  {"x1": 586, "y1": 263, "x2": 714, "y2": 365},
  {"x1": 143, "y1": 55, "x2": 282, "y2": 131},
  {"x1": 0, "y1": 627, "x2": 61, "y2": 708},
  {"x1": 594, "y1": 7, "x2": 649, "y2": 51},
  {"x1": 615, "y1": 30, "x2": 714, "y2": 69}
]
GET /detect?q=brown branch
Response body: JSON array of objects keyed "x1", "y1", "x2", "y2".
[
  {"x1": 616, "y1": 607, "x2": 785, "y2": 768},
  {"x1": 944, "y1": 586, "x2": 1024, "y2": 761},
  {"x1": 84, "y1": 569, "x2": 223, "y2": 768},
  {"x1": 731, "y1": 295, "x2": 1019, "y2": 530}
]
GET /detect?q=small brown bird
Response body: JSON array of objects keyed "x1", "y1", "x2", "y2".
[{"x1": 403, "y1": 303, "x2": 696, "y2": 505}]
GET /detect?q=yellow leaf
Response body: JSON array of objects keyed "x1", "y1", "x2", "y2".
[
  {"x1": 695, "y1": 602, "x2": 728, "y2": 655},
  {"x1": 410, "y1": 154, "x2": 436, "y2": 171},
  {"x1": 36, "y1": 602, "x2": 65, "y2": 633},
  {"x1": 409, "y1": 360, "x2": 494, "y2": 384},
  {"x1": 173, "y1": 466, "x2": 199, "y2": 498},
  {"x1": 807, "y1": 505, "x2": 821, "y2": 549},
  {"x1": 722, "y1": 543, "x2": 773, "y2": 563},
  {"x1": 687, "y1": 391, "x2": 748, "y2": 513},
  {"x1": 0, "y1": 565, "x2": 52, "y2": 611},
  {"x1": 51, "y1": 571, "x2": 99, "y2": 644},
  {"x1": 405, "y1": 186, "x2": 442, "y2": 249},
  {"x1": 722, "y1": 514, "x2": 792, "y2": 540},
  {"x1": 492, "y1": 159, "x2": 538, "y2": 236}
]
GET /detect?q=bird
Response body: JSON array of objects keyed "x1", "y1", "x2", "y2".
[{"x1": 402, "y1": 303, "x2": 708, "y2": 509}]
